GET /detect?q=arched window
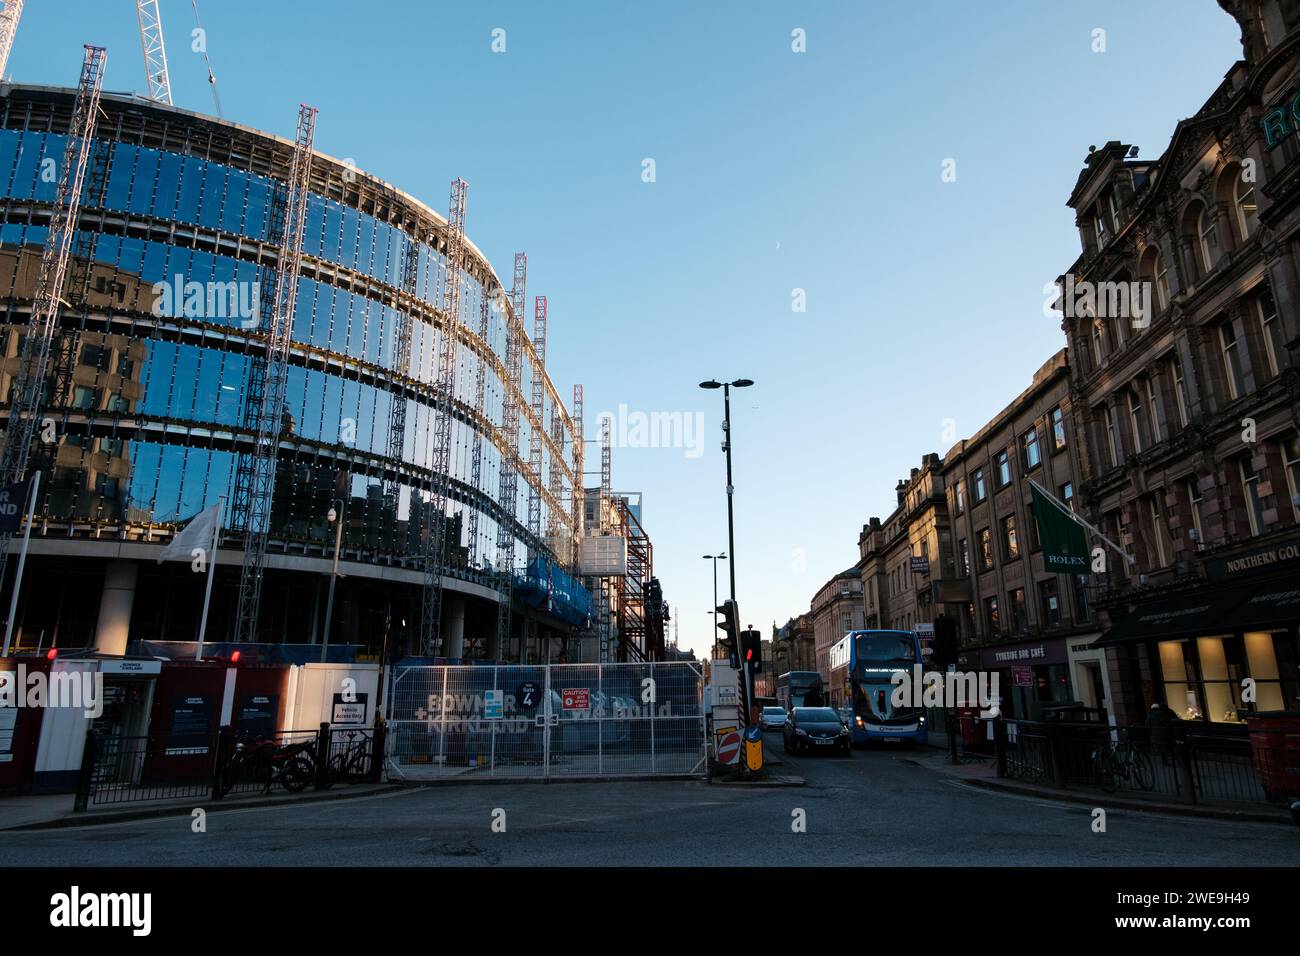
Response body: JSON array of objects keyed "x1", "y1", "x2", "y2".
[
  {"x1": 1139, "y1": 246, "x2": 1170, "y2": 316},
  {"x1": 1235, "y1": 176, "x2": 1258, "y2": 240},
  {"x1": 1197, "y1": 206, "x2": 1219, "y2": 273}
]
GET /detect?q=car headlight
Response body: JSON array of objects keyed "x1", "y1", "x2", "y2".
[{"x1": 795, "y1": 728, "x2": 808, "y2": 737}]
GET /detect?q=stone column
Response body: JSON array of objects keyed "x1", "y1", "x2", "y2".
[{"x1": 92, "y1": 560, "x2": 138, "y2": 656}]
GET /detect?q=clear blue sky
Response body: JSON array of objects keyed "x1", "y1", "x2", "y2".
[{"x1": 11, "y1": 1, "x2": 1243, "y2": 657}]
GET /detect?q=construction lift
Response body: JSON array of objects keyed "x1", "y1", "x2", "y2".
[
  {"x1": 417, "y1": 178, "x2": 468, "y2": 657},
  {"x1": 493, "y1": 253, "x2": 526, "y2": 659},
  {"x1": 229, "y1": 104, "x2": 318, "y2": 643}
]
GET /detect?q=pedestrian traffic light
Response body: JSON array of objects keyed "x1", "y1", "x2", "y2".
[
  {"x1": 739, "y1": 628, "x2": 762, "y2": 673},
  {"x1": 932, "y1": 613, "x2": 959, "y2": 670},
  {"x1": 716, "y1": 600, "x2": 739, "y2": 667}
]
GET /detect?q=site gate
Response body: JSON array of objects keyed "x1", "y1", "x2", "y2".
[{"x1": 385, "y1": 662, "x2": 707, "y2": 780}]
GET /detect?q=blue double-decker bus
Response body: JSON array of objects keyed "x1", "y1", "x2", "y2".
[{"x1": 828, "y1": 630, "x2": 927, "y2": 746}]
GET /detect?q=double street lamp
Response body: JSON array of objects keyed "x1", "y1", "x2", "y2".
[
  {"x1": 699, "y1": 378, "x2": 753, "y2": 715},
  {"x1": 698, "y1": 378, "x2": 752, "y2": 608}
]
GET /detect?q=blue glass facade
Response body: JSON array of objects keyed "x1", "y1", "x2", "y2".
[{"x1": 0, "y1": 93, "x2": 580, "y2": 589}]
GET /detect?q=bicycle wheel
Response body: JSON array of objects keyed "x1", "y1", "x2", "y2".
[
  {"x1": 1129, "y1": 747, "x2": 1155, "y2": 791},
  {"x1": 347, "y1": 748, "x2": 373, "y2": 780},
  {"x1": 1094, "y1": 749, "x2": 1117, "y2": 793},
  {"x1": 279, "y1": 756, "x2": 314, "y2": 793}
]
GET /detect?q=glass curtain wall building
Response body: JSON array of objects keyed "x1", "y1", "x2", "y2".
[{"x1": 0, "y1": 83, "x2": 584, "y2": 660}]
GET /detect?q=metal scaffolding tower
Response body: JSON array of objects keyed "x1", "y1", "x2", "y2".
[
  {"x1": 526, "y1": 295, "x2": 546, "y2": 545},
  {"x1": 597, "y1": 414, "x2": 612, "y2": 662},
  {"x1": 571, "y1": 383, "x2": 584, "y2": 564},
  {"x1": 465, "y1": 282, "x2": 492, "y2": 571},
  {"x1": 135, "y1": 0, "x2": 172, "y2": 104},
  {"x1": 383, "y1": 233, "x2": 420, "y2": 505},
  {"x1": 230, "y1": 103, "x2": 317, "y2": 644},
  {"x1": 417, "y1": 177, "x2": 468, "y2": 656},
  {"x1": 0, "y1": 0, "x2": 23, "y2": 79},
  {"x1": 616, "y1": 497, "x2": 651, "y2": 662},
  {"x1": 0, "y1": 45, "x2": 105, "y2": 598},
  {"x1": 546, "y1": 379, "x2": 564, "y2": 560},
  {"x1": 493, "y1": 252, "x2": 526, "y2": 657}
]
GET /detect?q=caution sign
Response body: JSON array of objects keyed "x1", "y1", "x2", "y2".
[
  {"x1": 562, "y1": 688, "x2": 590, "y2": 710},
  {"x1": 715, "y1": 726, "x2": 741, "y2": 765}
]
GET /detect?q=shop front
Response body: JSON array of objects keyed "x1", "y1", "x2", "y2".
[
  {"x1": 1094, "y1": 533, "x2": 1300, "y2": 727},
  {"x1": 956, "y1": 635, "x2": 1074, "y2": 721}
]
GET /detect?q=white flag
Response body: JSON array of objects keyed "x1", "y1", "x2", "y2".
[{"x1": 157, "y1": 502, "x2": 222, "y2": 564}]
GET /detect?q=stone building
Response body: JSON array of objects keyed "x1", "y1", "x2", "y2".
[
  {"x1": 856, "y1": 453, "x2": 954, "y2": 647},
  {"x1": 940, "y1": 351, "x2": 1100, "y2": 720},
  {"x1": 810, "y1": 568, "x2": 864, "y2": 683},
  {"x1": 1057, "y1": 0, "x2": 1300, "y2": 729}
]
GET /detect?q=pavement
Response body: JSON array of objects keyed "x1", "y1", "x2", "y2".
[{"x1": 0, "y1": 731, "x2": 1295, "y2": 866}]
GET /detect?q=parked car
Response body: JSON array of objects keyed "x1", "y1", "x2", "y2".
[
  {"x1": 783, "y1": 706, "x2": 851, "y2": 756},
  {"x1": 759, "y1": 706, "x2": 788, "y2": 731}
]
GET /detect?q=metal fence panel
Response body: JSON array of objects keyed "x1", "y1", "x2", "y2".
[{"x1": 385, "y1": 661, "x2": 705, "y2": 781}]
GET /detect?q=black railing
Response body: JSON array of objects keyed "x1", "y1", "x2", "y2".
[
  {"x1": 74, "y1": 718, "x2": 387, "y2": 811},
  {"x1": 998, "y1": 718, "x2": 1282, "y2": 807},
  {"x1": 74, "y1": 728, "x2": 216, "y2": 810}
]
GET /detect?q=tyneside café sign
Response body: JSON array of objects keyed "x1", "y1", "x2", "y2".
[{"x1": 1205, "y1": 534, "x2": 1300, "y2": 580}]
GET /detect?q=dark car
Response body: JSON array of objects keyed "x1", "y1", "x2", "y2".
[{"x1": 783, "y1": 706, "x2": 850, "y2": 756}]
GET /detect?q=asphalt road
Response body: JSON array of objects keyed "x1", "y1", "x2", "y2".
[{"x1": 2, "y1": 734, "x2": 1297, "y2": 866}]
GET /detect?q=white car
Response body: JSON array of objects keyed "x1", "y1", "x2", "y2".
[{"x1": 759, "y1": 706, "x2": 788, "y2": 731}]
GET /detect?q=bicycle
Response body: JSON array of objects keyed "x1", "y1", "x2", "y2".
[
  {"x1": 219, "y1": 734, "x2": 316, "y2": 796},
  {"x1": 324, "y1": 733, "x2": 373, "y2": 786},
  {"x1": 1092, "y1": 728, "x2": 1154, "y2": 793}
]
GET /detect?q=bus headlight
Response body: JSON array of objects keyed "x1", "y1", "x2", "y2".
[
  {"x1": 919, "y1": 716, "x2": 926, "y2": 726},
  {"x1": 855, "y1": 716, "x2": 864, "y2": 727}
]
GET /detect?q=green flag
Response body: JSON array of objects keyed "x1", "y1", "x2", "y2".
[{"x1": 1030, "y1": 483, "x2": 1090, "y2": 575}]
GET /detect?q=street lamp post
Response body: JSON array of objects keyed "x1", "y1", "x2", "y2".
[
  {"x1": 700, "y1": 378, "x2": 753, "y2": 719},
  {"x1": 322, "y1": 498, "x2": 345, "y2": 661},
  {"x1": 702, "y1": 552, "x2": 726, "y2": 656}
]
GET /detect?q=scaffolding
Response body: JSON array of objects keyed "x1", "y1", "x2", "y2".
[
  {"x1": 0, "y1": 45, "x2": 105, "y2": 595},
  {"x1": 418, "y1": 177, "x2": 468, "y2": 656},
  {"x1": 493, "y1": 253, "x2": 526, "y2": 658},
  {"x1": 383, "y1": 231, "x2": 421, "y2": 507},
  {"x1": 0, "y1": 0, "x2": 23, "y2": 79},
  {"x1": 526, "y1": 295, "x2": 546, "y2": 547},
  {"x1": 616, "y1": 496, "x2": 652, "y2": 662},
  {"x1": 231, "y1": 103, "x2": 317, "y2": 644},
  {"x1": 465, "y1": 279, "x2": 493, "y2": 571},
  {"x1": 570, "y1": 384, "x2": 584, "y2": 566},
  {"x1": 134, "y1": 0, "x2": 172, "y2": 105}
]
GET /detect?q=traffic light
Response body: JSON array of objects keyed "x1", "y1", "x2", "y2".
[
  {"x1": 716, "y1": 600, "x2": 739, "y2": 667},
  {"x1": 739, "y1": 628, "x2": 762, "y2": 673},
  {"x1": 932, "y1": 613, "x2": 959, "y2": 670}
]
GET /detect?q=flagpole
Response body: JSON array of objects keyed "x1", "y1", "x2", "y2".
[
  {"x1": 1027, "y1": 477, "x2": 1134, "y2": 566},
  {"x1": 2, "y1": 470, "x2": 40, "y2": 657},
  {"x1": 195, "y1": 495, "x2": 225, "y2": 662}
]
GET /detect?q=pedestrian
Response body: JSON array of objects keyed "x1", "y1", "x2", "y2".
[{"x1": 1145, "y1": 701, "x2": 1180, "y2": 764}]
